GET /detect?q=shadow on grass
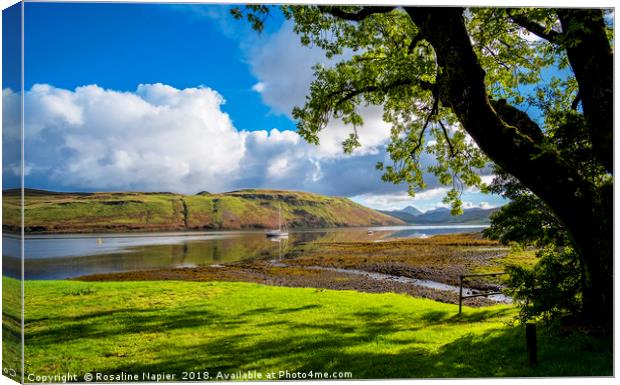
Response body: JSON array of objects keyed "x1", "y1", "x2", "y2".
[
  {"x1": 25, "y1": 304, "x2": 612, "y2": 379},
  {"x1": 112, "y1": 318, "x2": 611, "y2": 379},
  {"x1": 25, "y1": 306, "x2": 241, "y2": 346}
]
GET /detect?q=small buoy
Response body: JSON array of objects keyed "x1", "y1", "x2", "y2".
[{"x1": 96, "y1": 238, "x2": 103, "y2": 245}]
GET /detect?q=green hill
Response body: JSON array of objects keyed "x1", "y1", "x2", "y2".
[{"x1": 3, "y1": 189, "x2": 404, "y2": 234}]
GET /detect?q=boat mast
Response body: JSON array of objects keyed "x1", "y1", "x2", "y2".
[{"x1": 278, "y1": 203, "x2": 282, "y2": 231}]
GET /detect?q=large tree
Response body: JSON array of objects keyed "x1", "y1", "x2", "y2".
[{"x1": 235, "y1": 6, "x2": 613, "y2": 325}]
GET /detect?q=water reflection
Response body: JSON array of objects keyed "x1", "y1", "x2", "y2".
[{"x1": 2, "y1": 225, "x2": 487, "y2": 280}]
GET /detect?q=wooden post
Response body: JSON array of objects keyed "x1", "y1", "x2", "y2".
[
  {"x1": 526, "y1": 323, "x2": 538, "y2": 366},
  {"x1": 456, "y1": 272, "x2": 505, "y2": 315},
  {"x1": 458, "y1": 275, "x2": 463, "y2": 314}
]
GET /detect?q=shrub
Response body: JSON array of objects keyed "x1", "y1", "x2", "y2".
[{"x1": 505, "y1": 245, "x2": 582, "y2": 324}]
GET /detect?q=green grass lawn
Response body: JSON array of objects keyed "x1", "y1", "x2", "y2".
[
  {"x1": 2, "y1": 276, "x2": 22, "y2": 379},
  {"x1": 7, "y1": 278, "x2": 612, "y2": 380}
]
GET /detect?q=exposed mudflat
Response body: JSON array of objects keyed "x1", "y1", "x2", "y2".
[
  {"x1": 78, "y1": 261, "x2": 500, "y2": 306},
  {"x1": 78, "y1": 233, "x2": 525, "y2": 307}
]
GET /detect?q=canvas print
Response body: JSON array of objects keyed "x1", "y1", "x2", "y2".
[{"x1": 2, "y1": 2, "x2": 614, "y2": 382}]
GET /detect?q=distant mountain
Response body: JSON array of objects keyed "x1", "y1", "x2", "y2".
[
  {"x1": 378, "y1": 210, "x2": 419, "y2": 223},
  {"x1": 4, "y1": 188, "x2": 404, "y2": 233},
  {"x1": 381, "y1": 206, "x2": 500, "y2": 225},
  {"x1": 379, "y1": 205, "x2": 423, "y2": 222},
  {"x1": 401, "y1": 205, "x2": 423, "y2": 216}
]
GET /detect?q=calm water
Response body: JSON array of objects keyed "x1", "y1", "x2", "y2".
[{"x1": 3, "y1": 225, "x2": 487, "y2": 280}]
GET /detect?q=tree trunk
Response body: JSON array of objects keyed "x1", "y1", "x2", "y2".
[
  {"x1": 558, "y1": 9, "x2": 613, "y2": 173},
  {"x1": 561, "y1": 185, "x2": 613, "y2": 326},
  {"x1": 406, "y1": 7, "x2": 613, "y2": 325}
]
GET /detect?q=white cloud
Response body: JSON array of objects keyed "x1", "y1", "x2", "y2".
[
  {"x1": 352, "y1": 189, "x2": 505, "y2": 212},
  {"x1": 2, "y1": 88, "x2": 22, "y2": 185},
  {"x1": 352, "y1": 191, "x2": 416, "y2": 210},
  {"x1": 248, "y1": 22, "x2": 324, "y2": 116},
  {"x1": 462, "y1": 201, "x2": 495, "y2": 210},
  {"x1": 14, "y1": 83, "x2": 409, "y2": 197},
  {"x1": 2, "y1": 88, "x2": 20, "y2": 141},
  {"x1": 247, "y1": 21, "x2": 392, "y2": 159},
  {"x1": 251, "y1": 82, "x2": 266, "y2": 93},
  {"x1": 22, "y1": 84, "x2": 246, "y2": 192},
  {"x1": 479, "y1": 174, "x2": 496, "y2": 186},
  {"x1": 412, "y1": 187, "x2": 450, "y2": 201},
  {"x1": 351, "y1": 187, "x2": 450, "y2": 212},
  {"x1": 462, "y1": 173, "x2": 497, "y2": 194},
  {"x1": 169, "y1": 5, "x2": 242, "y2": 39},
  {"x1": 518, "y1": 29, "x2": 543, "y2": 43},
  {"x1": 316, "y1": 105, "x2": 393, "y2": 158}
]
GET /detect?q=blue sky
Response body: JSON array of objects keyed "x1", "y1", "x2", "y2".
[
  {"x1": 2, "y1": 3, "x2": 510, "y2": 212},
  {"x1": 2, "y1": 2, "x2": 21, "y2": 189},
  {"x1": 24, "y1": 3, "x2": 295, "y2": 133}
]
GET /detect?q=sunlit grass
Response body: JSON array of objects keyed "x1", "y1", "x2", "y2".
[
  {"x1": 2, "y1": 276, "x2": 22, "y2": 378},
  {"x1": 12, "y1": 277, "x2": 612, "y2": 380}
]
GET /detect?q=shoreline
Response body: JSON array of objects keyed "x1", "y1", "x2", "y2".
[
  {"x1": 74, "y1": 233, "x2": 521, "y2": 307},
  {"x1": 4, "y1": 223, "x2": 490, "y2": 237},
  {"x1": 75, "y1": 261, "x2": 503, "y2": 307}
]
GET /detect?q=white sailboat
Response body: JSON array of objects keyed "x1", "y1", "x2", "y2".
[{"x1": 266, "y1": 203, "x2": 288, "y2": 238}]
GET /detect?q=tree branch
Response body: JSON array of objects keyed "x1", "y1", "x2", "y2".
[
  {"x1": 482, "y1": 45, "x2": 511, "y2": 70},
  {"x1": 404, "y1": 6, "x2": 597, "y2": 241},
  {"x1": 318, "y1": 6, "x2": 396, "y2": 22},
  {"x1": 437, "y1": 119, "x2": 456, "y2": 157},
  {"x1": 408, "y1": 33, "x2": 424, "y2": 54},
  {"x1": 490, "y1": 99, "x2": 545, "y2": 144},
  {"x1": 558, "y1": 9, "x2": 613, "y2": 172},
  {"x1": 409, "y1": 122, "x2": 427, "y2": 159},
  {"x1": 410, "y1": 94, "x2": 438, "y2": 158},
  {"x1": 330, "y1": 78, "x2": 432, "y2": 108},
  {"x1": 507, "y1": 11, "x2": 561, "y2": 43},
  {"x1": 571, "y1": 90, "x2": 581, "y2": 110}
]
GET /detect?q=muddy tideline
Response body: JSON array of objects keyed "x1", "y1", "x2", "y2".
[{"x1": 79, "y1": 232, "x2": 537, "y2": 306}]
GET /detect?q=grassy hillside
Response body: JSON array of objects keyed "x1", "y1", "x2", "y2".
[
  {"x1": 7, "y1": 278, "x2": 611, "y2": 379},
  {"x1": 3, "y1": 189, "x2": 403, "y2": 233}
]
